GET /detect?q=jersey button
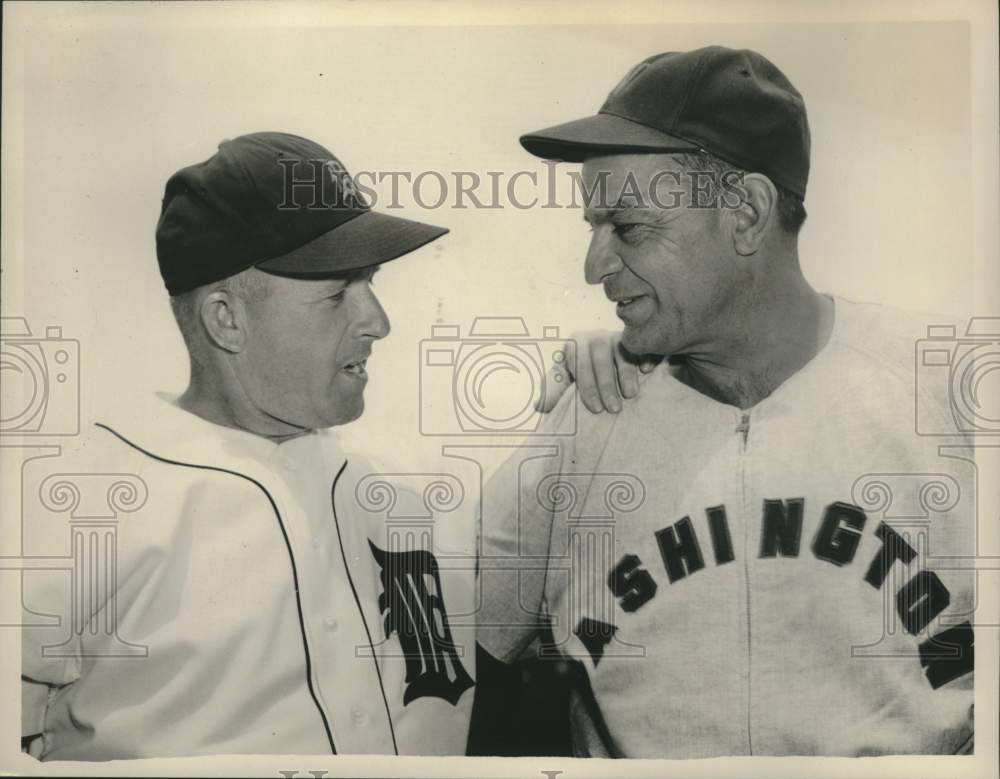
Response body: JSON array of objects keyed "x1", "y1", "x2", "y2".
[
  {"x1": 324, "y1": 617, "x2": 339, "y2": 631},
  {"x1": 351, "y1": 707, "x2": 365, "y2": 724}
]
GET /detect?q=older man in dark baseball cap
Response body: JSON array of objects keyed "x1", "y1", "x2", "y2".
[
  {"x1": 473, "y1": 47, "x2": 975, "y2": 758},
  {"x1": 156, "y1": 131, "x2": 452, "y2": 436},
  {"x1": 20, "y1": 132, "x2": 467, "y2": 760}
]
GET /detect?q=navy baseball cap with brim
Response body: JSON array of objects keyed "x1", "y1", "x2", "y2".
[
  {"x1": 255, "y1": 210, "x2": 447, "y2": 279},
  {"x1": 156, "y1": 132, "x2": 448, "y2": 295},
  {"x1": 520, "y1": 46, "x2": 811, "y2": 199},
  {"x1": 520, "y1": 112, "x2": 700, "y2": 163}
]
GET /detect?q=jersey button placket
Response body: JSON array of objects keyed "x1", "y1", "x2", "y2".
[
  {"x1": 263, "y1": 479, "x2": 339, "y2": 753},
  {"x1": 736, "y1": 408, "x2": 755, "y2": 756}
]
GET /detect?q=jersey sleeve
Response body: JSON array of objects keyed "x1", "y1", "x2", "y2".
[
  {"x1": 18, "y1": 431, "x2": 111, "y2": 738},
  {"x1": 21, "y1": 520, "x2": 83, "y2": 700},
  {"x1": 20, "y1": 545, "x2": 82, "y2": 746},
  {"x1": 476, "y1": 388, "x2": 579, "y2": 663},
  {"x1": 22, "y1": 677, "x2": 52, "y2": 739}
]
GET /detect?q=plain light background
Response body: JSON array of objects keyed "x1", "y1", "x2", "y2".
[{"x1": 2, "y1": 2, "x2": 998, "y2": 778}]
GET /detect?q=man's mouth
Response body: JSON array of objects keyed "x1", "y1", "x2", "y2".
[
  {"x1": 342, "y1": 359, "x2": 368, "y2": 380},
  {"x1": 612, "y1": 295, "x2": 647, "y2": 313}
]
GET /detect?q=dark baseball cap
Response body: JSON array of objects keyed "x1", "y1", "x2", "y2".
[
  {"x1": 520, "y1": 46, "x2": 810, "y2": 198},
  {"x1": 156, "y1": 131, "x2": 448, "y2": 295}
]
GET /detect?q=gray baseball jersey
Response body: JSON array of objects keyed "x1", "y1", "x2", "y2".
[{"x1": 478, "y1": 297, "x2": 976, "y2": 757}]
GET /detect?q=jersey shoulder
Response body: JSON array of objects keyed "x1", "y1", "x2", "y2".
[
  {"x1": 829, "y1": 297, "x2": 966, "y2": 414},
  {"x1": 831, "y1": 296, "x2": 959, "y2": 364},
  {"x1": 537, "y1": 383, "x2": 628, "y2": 473}
]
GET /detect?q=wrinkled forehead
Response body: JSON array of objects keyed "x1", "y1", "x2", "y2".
[
  {"x1": 580, "y1": 152, "x2": 687, "y2": 184},
  {"x1": 580, "y1": 152, "x2": 695, "y2": 219}
]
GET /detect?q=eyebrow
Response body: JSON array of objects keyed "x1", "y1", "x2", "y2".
[
  {"x1": 327, "y1": 265, "x2": 380, "y2": 285},
  {"x1": 583, "y1": 202, "x2": 650, "y2": 224}
]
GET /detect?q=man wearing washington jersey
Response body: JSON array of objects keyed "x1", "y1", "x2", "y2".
[{"x1": 475, "y1": 47, "x2": 977, "y2": 757}]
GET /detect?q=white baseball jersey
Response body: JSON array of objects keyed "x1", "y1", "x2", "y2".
[
  {"x1": 478, "y1": 297, "x2": 976, "y2": 757},
  {"x1": 21, "y1": 393, "x2": 476, "y2": 759}
]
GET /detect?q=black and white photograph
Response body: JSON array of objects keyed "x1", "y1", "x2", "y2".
[{"x1": 1, "y1": 1, "x2": 997, "y2": 777}]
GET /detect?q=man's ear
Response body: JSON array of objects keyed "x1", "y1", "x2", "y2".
[
  {"x1": 199, "y1": 289, "x2": 246, "y2": 353},
  {"x1": 729, "y1": 173, "x2": 778, "y2": 256}
]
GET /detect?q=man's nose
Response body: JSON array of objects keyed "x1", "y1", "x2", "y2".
[
  {"x1": 356, "y1": 284, "x2": 391, "y2": 340},
  {"x1": 584, "y1": 225, "x2": 625, "y2": 285}
]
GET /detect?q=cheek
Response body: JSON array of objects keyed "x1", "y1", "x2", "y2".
[
  {"x1": 249, "y1": 320, "x2": 323, "y2": 386},
  {"x1": 314, "y1": 330, "x2": 354, "y2": 389},
  {"x1": 628, "y1": 259, "x2": 718, "y2": 340},
  {"x1": 252, "y1": 344, "x2": 308, "y2": 396},
  {"x1": 293, "y1": 312, "x2": 349, "y2": 374},
  {"x1": 249, "y1": 305, "x2": 303, "y2": 354},
  {"x1": 626, "y1": 243, "x2": 682, "y2": 307}
]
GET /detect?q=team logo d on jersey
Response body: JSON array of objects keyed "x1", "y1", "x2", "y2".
[{"x1": 369, "y1": 541, "x2": 474, "y2": 706}]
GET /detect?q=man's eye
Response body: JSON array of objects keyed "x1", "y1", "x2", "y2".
[
  {"x1": 614, "y1": 223, "x2": 643, "y2": 238},
  {"x1": 328, "y1": 291, "x2": 346, "y2": 303}
]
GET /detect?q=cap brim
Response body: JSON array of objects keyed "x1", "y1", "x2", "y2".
[
  {"x1": 255, "y1": 210, "x2": 448, "y2": 277},
  {"x1": 520, "y1": 112, "x2": 700, "y2": 162}
]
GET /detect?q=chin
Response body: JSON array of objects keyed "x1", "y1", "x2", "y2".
[
  {"x1": 330, "y1": 398, "x2": 364, "y2": 428},
  {"x1": 621, "y1": 325, "x2": 668, "y2": 358},
  {"x1": 345, "y1": 401, "x2": 365, "y2": 424}
]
